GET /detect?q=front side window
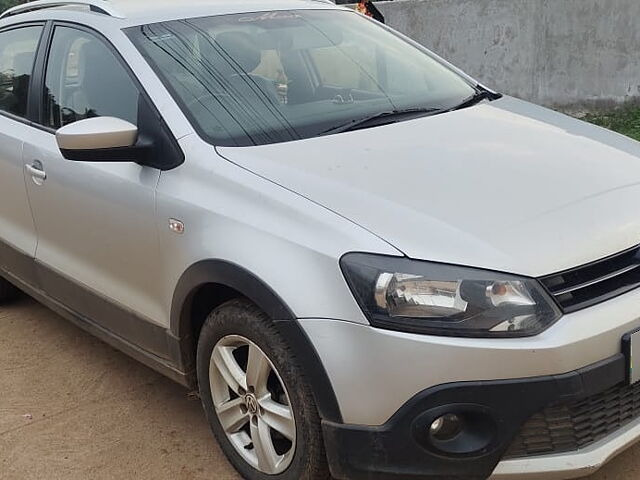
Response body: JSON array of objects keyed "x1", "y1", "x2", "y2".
[
  {"x1": 43, "y1": 26, "x2": 139, "y2": 129},
  {"x1": 127, "y1": 10, "x2": 475, "y2": 147},
  {"x1": 0, "y1": 26, "x2": 43, "y2": 118}
]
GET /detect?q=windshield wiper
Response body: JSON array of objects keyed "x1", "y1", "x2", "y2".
[
  {"x1": 321, "y1": 107, "x2": 442, "y2": 136},
  {"x1": 320, "y1": 88, "x2": 501, "y2": 136},
  {"x1": 451, "y1": 87, "x2": 502, "y2": 111}
]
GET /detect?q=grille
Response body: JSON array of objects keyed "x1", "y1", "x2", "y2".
[
  {"x1": 539, "y1": 244, "x2": 640, "y2": 313},
  {"x1": 505, "y1": 380, "x2": 640, "y2": 459}
]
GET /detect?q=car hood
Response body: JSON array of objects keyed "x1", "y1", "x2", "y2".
[{"x1": 217, "y1": 96, "x2": 640, "y2": 277}]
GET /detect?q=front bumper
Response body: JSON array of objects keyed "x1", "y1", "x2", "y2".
[
  {"x1": 323, "y1": 354, "x2": 628, "y2": 480},
  {"x1": 491, "y1": 414, "x2": 640, "y2": 479},
  {"x1": 300, "y1": 285, "x2": 640, "y2": 426}
]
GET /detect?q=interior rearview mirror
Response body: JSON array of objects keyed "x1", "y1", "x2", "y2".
[{"x1": 56, "y1": 117, "x2": 143, "y2": 162}]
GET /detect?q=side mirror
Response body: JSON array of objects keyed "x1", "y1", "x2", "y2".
[{"x1": 56, "y1": 117, "x2": 147, "y2": 163}]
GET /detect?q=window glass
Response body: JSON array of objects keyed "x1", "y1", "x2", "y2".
[
  {"x1": 127, "y1": 10, "x2": 475, "y2": 147},
  {"x1": 0, "y1": 26, "x2": 43, "y2": 118},
  {"x1": 44, "y1": 26, "x2": 139, "y2": 129}
]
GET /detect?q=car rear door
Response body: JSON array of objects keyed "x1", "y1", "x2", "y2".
[
  {"x1": 0, "y1": 22, "x2": 44, "y2": 286},
  {"x1": 22, "y1": 23, "x2": 169, "y2": 357}
]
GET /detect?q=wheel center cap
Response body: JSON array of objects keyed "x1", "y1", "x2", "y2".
[{"x1": 245, "y1": 394, "x2": 259, "y2": 415}]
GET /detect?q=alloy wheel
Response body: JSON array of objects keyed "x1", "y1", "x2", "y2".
[{"x1": 209, "y1": 335, "x2": 297, "y2": 474}]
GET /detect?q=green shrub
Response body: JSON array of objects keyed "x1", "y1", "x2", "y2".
[
  {"x1": 0, "y1": 0, "x2": 26, "y2": 12},
  {"x1": 584, "y1": 108, "x2": 640, "y2": 142}
]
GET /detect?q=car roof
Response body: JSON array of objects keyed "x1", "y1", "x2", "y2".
[
  {"x1": 0, "y1": 0, "x2": 342, "y2": 27},
  {"x1": 116, "y1": 0, "x2": 334, "y2": 16}
]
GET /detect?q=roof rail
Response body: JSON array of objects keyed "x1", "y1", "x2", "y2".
[{"x1": 0, "y1": 0, "x2": 124, "y2": 19}]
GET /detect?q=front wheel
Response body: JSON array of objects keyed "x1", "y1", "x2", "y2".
[{"x1": 196, "y1": 299, "x2": 330, "y2": 480}]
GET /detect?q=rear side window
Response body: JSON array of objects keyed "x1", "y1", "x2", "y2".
[
  {"x1": 43, "y1": 26, "x2": 140, "y2": 129},
  {"x1": 0, "y1": 26, "x2": 43, "y2": 118}
]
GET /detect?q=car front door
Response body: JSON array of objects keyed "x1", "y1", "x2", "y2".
[
  {"x1": 0, "y1": 23, "x2": 44, "y2": 285},
  {"x1": 22, "y1": 24, "x2": 169, "y2": 357}
]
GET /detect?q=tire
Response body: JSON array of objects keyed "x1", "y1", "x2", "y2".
[
  {"x1": 197, "y1": 299, "x2": 330, "y2": 480},
  {"x1": 0, "y1": 276, "x2": 19, "y2": 304}
]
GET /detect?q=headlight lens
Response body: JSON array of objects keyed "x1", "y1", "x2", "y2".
[{"x1": 341, "y1": 253, "x2": 562, "y2": 337}]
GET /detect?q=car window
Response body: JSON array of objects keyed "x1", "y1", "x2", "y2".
[
  {"x1": 127, "y1": 10, "x2": 476, "y2": 147},
  {"x1": 0, "y1": 26, "x2": 43, "y2": 118},
  {"x1": 43, "y1": 26, "x2": 139, "y2": 129}
]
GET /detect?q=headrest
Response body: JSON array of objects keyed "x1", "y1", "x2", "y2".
[
  {"x1": 78, "y1": 40, "x2": 130, "y2": 88},
  {"x1": 12, "y1": 52, "x2": 33, "y2": 77},
  {"x1": 77, "y1": 40, "x2": 104, "y2": 82},
  {"x1": 214, "y1": 31, "x2": 261, "y2": 74}
]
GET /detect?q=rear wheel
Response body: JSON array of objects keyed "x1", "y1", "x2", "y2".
[
  {"x1": 196, "y1": 299, "x2": 330, "y2": 480},
  {"x1": 0, "y1": 277, "x2": 19, "y2": 304}
]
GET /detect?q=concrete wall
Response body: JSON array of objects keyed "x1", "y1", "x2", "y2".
[{"x1": 374, "y1": 0, "x2": 640, "y2": 110}]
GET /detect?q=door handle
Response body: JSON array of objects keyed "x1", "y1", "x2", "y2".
[{"x1": 25, "y1": 161, "x2": 46, "y2": 185}]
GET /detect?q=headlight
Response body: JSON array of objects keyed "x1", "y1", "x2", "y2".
[{"x1": 340, "y1": 253, "x2": 562, "y2": 337}]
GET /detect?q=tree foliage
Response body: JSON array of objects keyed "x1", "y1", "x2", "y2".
[{"x1": 0, "y1": 0, "x2": 26, "y2": 12}]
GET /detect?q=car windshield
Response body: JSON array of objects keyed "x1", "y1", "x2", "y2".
[{"x1": 127, "y1": 9, "x2": 476, "y2": 147}]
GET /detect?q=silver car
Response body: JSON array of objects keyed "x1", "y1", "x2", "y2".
[{"x1": 2, "y1": 1, "x2": 640, "y2": 479}]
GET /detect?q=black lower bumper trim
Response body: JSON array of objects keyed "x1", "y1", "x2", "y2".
[{"x1": 323, "y1": 354, "x2": 626, "y2": 480}]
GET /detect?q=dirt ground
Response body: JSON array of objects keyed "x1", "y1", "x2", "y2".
[{"x1": 1, "y1": 297, "x2": 639, "y2": 480}]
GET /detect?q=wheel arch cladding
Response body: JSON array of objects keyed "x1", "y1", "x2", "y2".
[{"x1": 170, "y1": 259, "x2": 343, "y2": 423}]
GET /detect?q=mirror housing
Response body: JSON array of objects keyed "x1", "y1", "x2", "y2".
[{"x1": 56, "y1": 117, "x2": 149, "y2": 163}]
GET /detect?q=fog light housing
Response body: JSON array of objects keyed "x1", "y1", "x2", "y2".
[{"x1": 414, "y1": 406, "x2": 498, "y2": 456}]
